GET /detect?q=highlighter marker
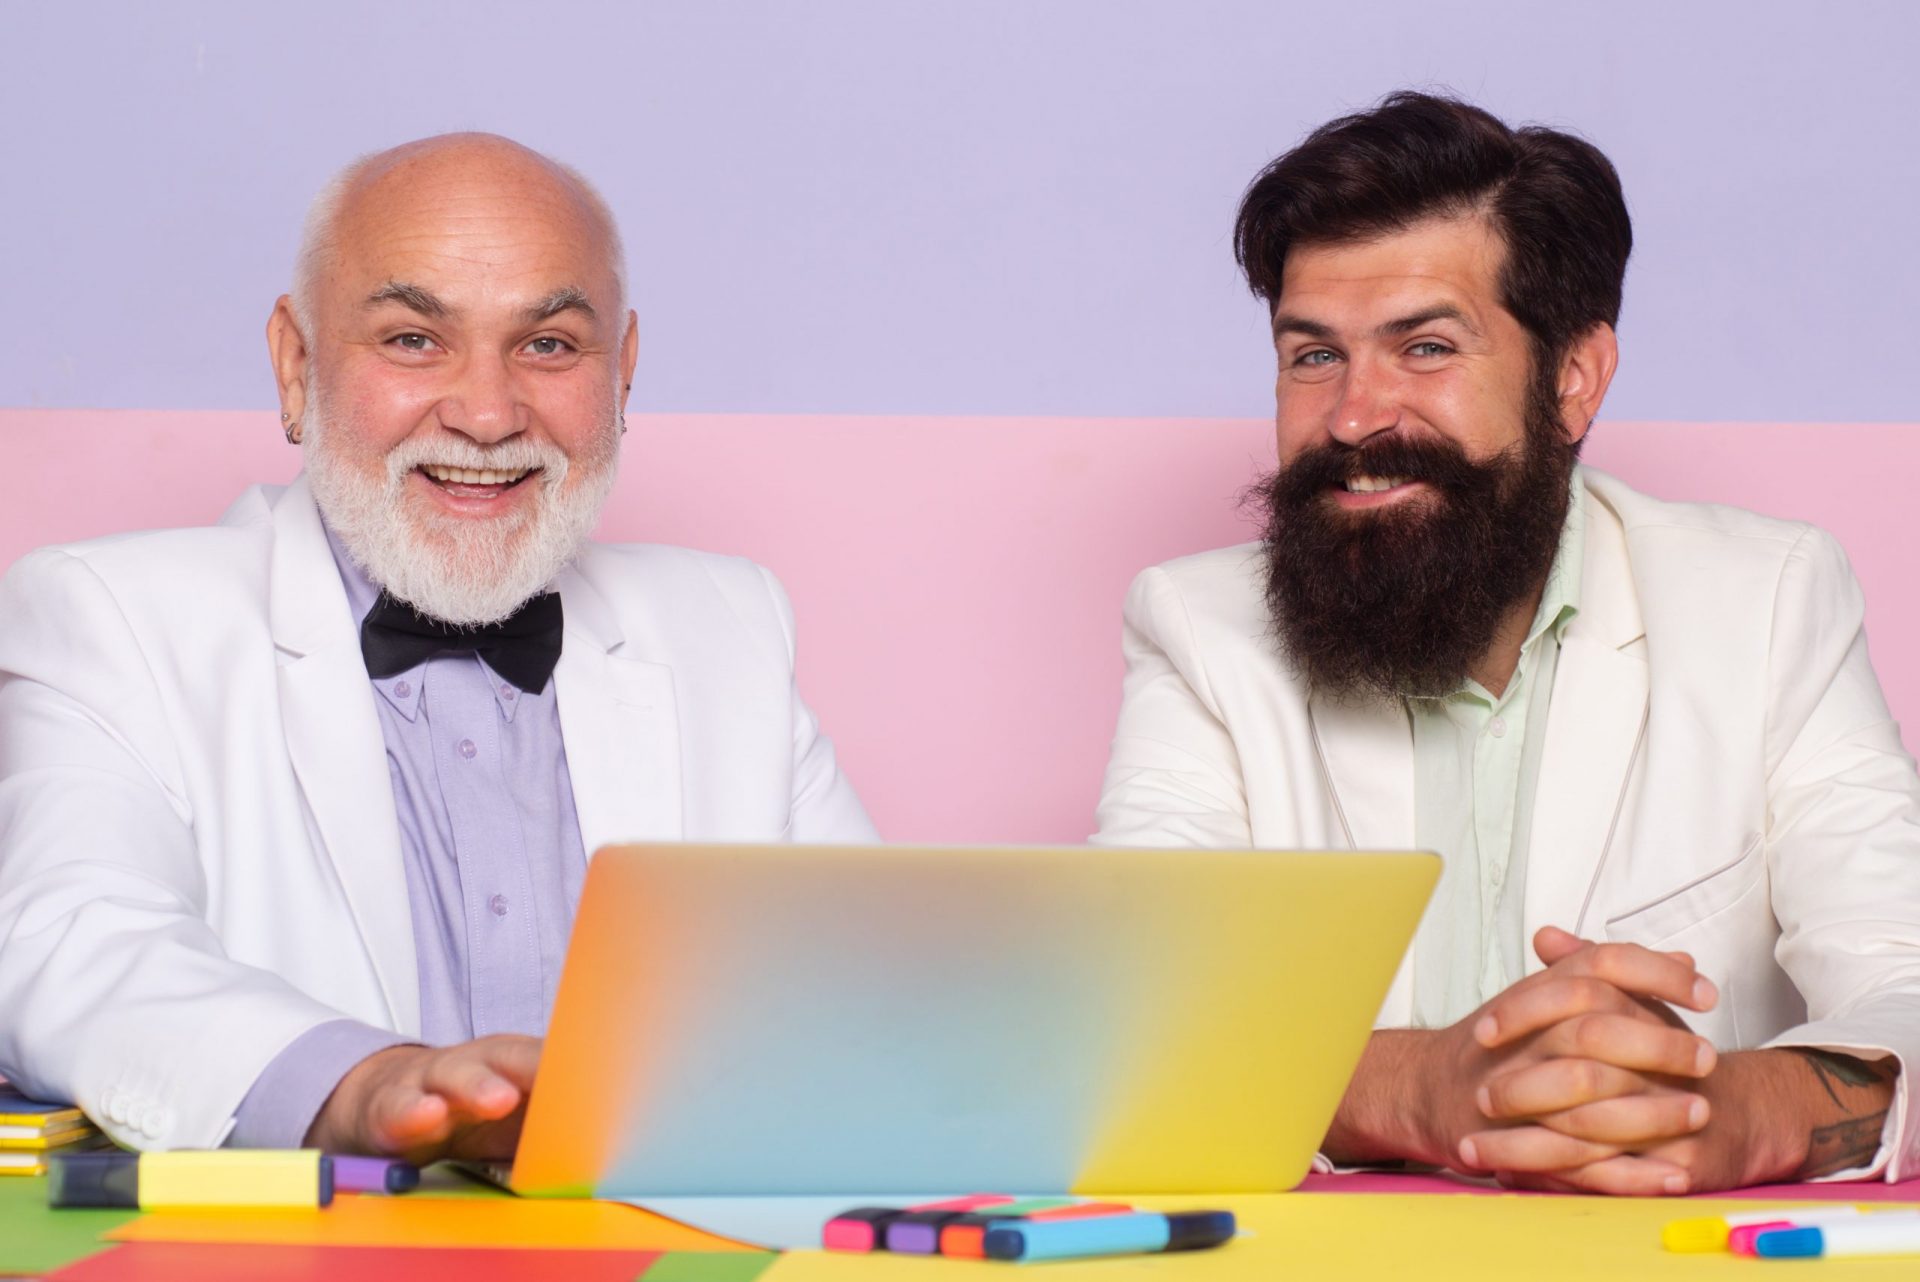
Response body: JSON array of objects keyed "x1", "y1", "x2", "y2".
[
  {"x1": 940, "y1": 1201, "x2": 1130, "y2": 1258},
  {"x1": 1662, "y1": 1205, "x2": 1864, "y2": 1253},
  {"x1": 328, "y1": 1155, "x2": 420, "y2": 1194},
  {"x1": 49, "y1": 1150, "x2": 333, "y2": 1209},
  {"x1": 824, "y1": 1195, "x2": 1012, "y2": 1252},
  {"x1": 984, "y1": 1210, "x2": 1236, "y2": 1262},
  {"x1": 1757, "y1": 1215, "x2": 1920, "y2": 1259}
]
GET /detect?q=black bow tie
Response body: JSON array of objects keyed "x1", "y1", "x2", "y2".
[{"x1": 359, "y1": 591, "x2": 565, "y2": 694}]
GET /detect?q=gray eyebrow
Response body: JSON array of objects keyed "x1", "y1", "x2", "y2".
[
  {"x1": 364, "y1": 280, "x2": 447, "y2": 317},
  {"x1": 522, "y1": 287, "x2": 596, "y2": 323}
]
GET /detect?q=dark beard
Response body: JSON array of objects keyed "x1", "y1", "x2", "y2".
[{"x1": 1252, "y1": 386, "x2": 1577, "y2": 703}]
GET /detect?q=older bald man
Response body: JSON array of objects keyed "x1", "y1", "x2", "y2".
[{"x1": 0, "y1": 135, "x2": 875, "y2": 1162}]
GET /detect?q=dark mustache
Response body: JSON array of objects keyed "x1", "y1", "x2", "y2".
[{"x1": 1274, "y1": 436, "x2": 1508, "y2": 507}]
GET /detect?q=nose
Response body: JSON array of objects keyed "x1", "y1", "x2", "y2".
[
  {"x1": 436, "y1": 350, "x2": 526, "y2": 444},
  {"x1": 1325, "y1": 354, "x2": 1400, "y2": 448}
]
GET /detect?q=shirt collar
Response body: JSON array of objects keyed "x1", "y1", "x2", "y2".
[{"x1": 319, "y1": 520, "x2": 528, "y2": 723}]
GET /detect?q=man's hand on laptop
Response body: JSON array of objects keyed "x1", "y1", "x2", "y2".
[{"x1": 304, "y1": 1034, "x2": 541, "y2": 1164}]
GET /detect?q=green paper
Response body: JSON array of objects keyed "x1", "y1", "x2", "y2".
[
  {"x1": 642, "y1": 1251, "x2": 779, "y2": 1282},
  {"x1": 0, "y1": 1173, "x2": 136, "y2": 1276}
]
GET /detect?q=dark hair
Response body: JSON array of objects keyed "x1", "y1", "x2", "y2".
[{"x1": 1233, "y1": 91, "x2": 1632, "y2": 372}]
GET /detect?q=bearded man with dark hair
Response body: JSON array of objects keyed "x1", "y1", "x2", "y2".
[{"x1": 1096, "y1": 92, "x2": 1920, "y2": 1193}]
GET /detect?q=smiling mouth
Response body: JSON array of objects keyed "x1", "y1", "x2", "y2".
[
  {"x1": 1341, "y1": 474, "x2": 1411, "y2": 493},
  {"x1": 417, "y1": 464, "x2": 540, "y2": 495}
]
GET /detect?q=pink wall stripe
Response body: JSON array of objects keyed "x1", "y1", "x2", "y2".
[{"x1": 4, "y1": 410, "x2": 1916, "y2": 844}]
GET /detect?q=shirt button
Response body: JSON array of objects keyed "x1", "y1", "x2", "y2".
[
  {"x1": 1488, "y1": 716, "x2": 1507, "y2": 738},
  {"x1": 500, "y1": 684, "x2": 516, "y2": 700},
  {"x1": 458, "y1": 739, "x2": 477, "y2": 759},
  {"x1": 489, "y1": 894, "x2": 510, "y2": 917},
  {"x1": 393, "y1": 680, "x2": 411, "y2": 699}
]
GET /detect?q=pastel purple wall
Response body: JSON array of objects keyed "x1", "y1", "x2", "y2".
[{"x1": 3, "y1": 1, "x2": 1918, "y2": 421}]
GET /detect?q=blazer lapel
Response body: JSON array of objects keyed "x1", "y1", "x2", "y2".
[
  {"x1": 268, "y1": 477, "x2": 420, "y2": 1034},
  {"x1": 552, "y1": 566, "x2": 683, "y2": 858},
  {"x1": 1522, "y1": 481, "x2": 1650, "y2": 960}
]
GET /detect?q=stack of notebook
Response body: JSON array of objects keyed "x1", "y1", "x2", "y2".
[{"x1": 0, "y1": 1084, "x2": 107, "y2": 1176}]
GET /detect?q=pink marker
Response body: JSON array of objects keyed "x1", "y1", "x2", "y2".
[{"x1": 1728, "y1": 1207, "x2": 1865, "y2": 1256}]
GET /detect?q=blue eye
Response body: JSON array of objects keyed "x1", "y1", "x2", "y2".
[
  {"x1": 392, "y1": 333, "x2": 436, "y2": 353},
  {"x1": 1296, "y1": 349, "x2": 1338, "y2": 367},
  {"x1": 1408, "y1": 341, "x2": 1452, "y2": 357},
  {"x1": 526, "y1": 337, "x2": 574, "y2": 357}
]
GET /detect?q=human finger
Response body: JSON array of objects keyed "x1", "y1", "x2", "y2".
[
  {"x1": 1459, "y1": 1125, "x2": 1622, "y2": 1174},
  {"x1": 1569, "y1": 942, "x2": 1717, "y2": 1012},
  {"x1": 1532, "y1": 925, "x2": 1591, "y2": 968},
  {"x1": 1533, "y1": 1092, "x2": 1709, "y2": 1146},
  {"x1": 1475, "y1": 974, "x2": 1654, "y2": 1048},
  {"x1": 1510, "y1": 1153, "x2": 1695, "y2": 1197},
  {"x1": 1536, "y1": 1012, "x2": 1717, "y2": 1078},
  {"x1": 472, "y1": 1034, "x2": 543, "y2": 1092},
  {"x1": 1478, "y1": 1058, "x2": 1648, "y2": 1119},
  {"x1": 421, "y1": 1047, "x2": 525, "y2": 1118},
  {"x1": 365, "y1": 1081, "x2": 452, "y2": 1155}
]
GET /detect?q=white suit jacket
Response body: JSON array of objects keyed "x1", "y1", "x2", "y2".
[
  {"x1": 0, "y1": 477, "x2": 876, "y2": 1150},
  {"x1": 1096, "y1": 466, "x2": 1920, "y2": 1180}
]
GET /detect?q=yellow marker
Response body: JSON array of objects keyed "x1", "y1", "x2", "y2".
[
  {"x1": 1663, "y1": 1207, "x2": 1864, "y2": 1254},
  {"x1": 48, "y1": 1149, "x2": 333, "y2": 1209},
  {"x1": 1659, "y1": 1217, "x2": 1728, "y2": 1253}
]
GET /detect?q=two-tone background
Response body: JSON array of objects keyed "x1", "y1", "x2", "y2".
[{"x1": 4, "y1": 1, "x2": 1917, "y2": 841}]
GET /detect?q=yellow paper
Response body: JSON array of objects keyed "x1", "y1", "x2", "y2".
[
  {"x1": 762, "y1": 1193, "x2": 1920, "y2": 1281},
  {"x1": 139, "y1": 1150, "x2": 323, "y2": 1207},
  {"x1": 109, "y1": 1191, "x2": 754, "y2": 1252}
]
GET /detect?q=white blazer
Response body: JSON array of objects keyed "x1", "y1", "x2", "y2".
[
  {"x1": 0, "y1": 477, "x2": 876, "y2": 1150},
  {"x1": 1096, "y1": 466, "x2": 1920, "y2": 1180}
]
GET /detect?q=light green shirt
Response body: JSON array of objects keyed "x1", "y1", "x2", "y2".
[{"x1": 1407, "y1": 483, "x2": 1585, "y2": 1029}]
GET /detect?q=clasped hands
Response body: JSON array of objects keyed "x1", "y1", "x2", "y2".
[{"x1": 1423, "y1": 926, "x2": 1743, "y2": 1195}]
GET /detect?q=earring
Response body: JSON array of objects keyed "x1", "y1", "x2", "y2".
[
  {"x1": 281, "y1": 412, "x2": 301, "y2": 445},
  {"x1": 618, "y1": 413, "x2": 627, "y2": 436}
]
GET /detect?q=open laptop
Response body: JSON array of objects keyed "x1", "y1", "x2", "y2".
[{"x1": 490, "y1": 843, "x2": 1435, "y2": 1239}]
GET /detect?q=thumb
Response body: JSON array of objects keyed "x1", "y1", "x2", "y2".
[{"x1": 1533, "y1": 924, "x2": 1591, "y2": 966}]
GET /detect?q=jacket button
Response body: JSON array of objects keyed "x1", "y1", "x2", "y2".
[{"x1": 103, "y1": 1094, "x2": 129, "y2": 1125}]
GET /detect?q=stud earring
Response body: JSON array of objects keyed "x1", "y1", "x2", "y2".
[{"x1": 281, "y1": 413, "x2": 301, "y2": 445}]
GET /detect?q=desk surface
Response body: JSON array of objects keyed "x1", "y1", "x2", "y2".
[{"x1": 5, "y1": 1170, "x2": 1920, "y2": 1280}]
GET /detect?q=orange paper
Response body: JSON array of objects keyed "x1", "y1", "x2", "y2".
[{"x1": 107, "y1": 1192, "x2": 754, "y2": 1253}]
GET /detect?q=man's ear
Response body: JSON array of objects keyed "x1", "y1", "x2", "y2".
[
  {"x1": 267, "y1": 296, "x2": 311, "y2": 433},
  {"x1": 619, "y1": 310, "x2": 639, "y2": 411},
  {"x1": 1555, "y1": 323, "x2": 1618, "y2": 449}
]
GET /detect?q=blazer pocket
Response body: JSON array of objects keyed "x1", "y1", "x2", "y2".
[{"x1": 1603, "y1": 833, "x2": 1767, "y2": 948}]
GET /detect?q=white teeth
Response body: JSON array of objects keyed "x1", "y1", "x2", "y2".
[
  {"x1": 421, "y1": 464, "x2": 532, "y2": 486},
  {"x1": 1343, "y1": 475, "x2": 1406, "y2": 494}
]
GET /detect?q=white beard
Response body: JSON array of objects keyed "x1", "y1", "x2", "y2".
[{"x1": 302, "y1": 387, "x2": 620, "y2": 626}]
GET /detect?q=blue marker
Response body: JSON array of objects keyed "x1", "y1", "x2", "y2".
[{"x1": 983, "y1": 1210, "x2": 1236, "y2": 1262}]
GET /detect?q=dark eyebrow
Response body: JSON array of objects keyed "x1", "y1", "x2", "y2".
[
  {"x1": 1376, "y1": 305, "x2": 1479, "y2": 339},
  {"x1": 364, "y1": 281, "x2": 447, "y2": 317},
  {"x1": 522, "y1": 287, "x2": 596, "y2": 323},
  {"x1": 1271, "y1": 313, "x2": 1335, "y2": 342}
]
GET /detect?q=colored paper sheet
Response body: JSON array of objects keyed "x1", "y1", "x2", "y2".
[
  {"x1": 106, "y1": 1191, "x2": 754, "y2": 1252},
  {"x1": 48, "y1": 1242, "x2": 663, "y2": 1281},
  {"x1": 645, "y1": 1252, "x2": 781, "y2": 1282},
  {"x1": 0, "y1": 1172, "x2": 135, "y2": 1276},
  {"x1": 759, "y1": 1193, "x2": 1920, "y2": 1281}
]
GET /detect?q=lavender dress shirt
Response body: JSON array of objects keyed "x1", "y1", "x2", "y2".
[{"x1": 229, "y1": 529, "x2": 589, "y2": 1146}]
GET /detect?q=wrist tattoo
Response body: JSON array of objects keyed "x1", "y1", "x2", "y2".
[
  {"x1": 1802, "y1": 1110, "x2": 1890, "y2": 1178},
  {"x1": 1789, "y1": 1050, "x2": 1897, "y2": 1178}
]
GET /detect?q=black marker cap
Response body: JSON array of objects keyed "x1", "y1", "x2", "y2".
[
  {"x1": 48, "y1": 1151, "x2": 140, "y2": 1209},
  {"x1": 1165, "y1": 1210, "x2": 1237, "y2": 1251}
]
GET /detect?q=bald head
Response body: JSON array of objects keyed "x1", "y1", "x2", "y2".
[{"x1": 291, "y1": 133, "x2": 626, "y2": 334}]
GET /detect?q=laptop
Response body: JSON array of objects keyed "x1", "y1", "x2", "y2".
[{"x1": 492, "y1": 842, "x2": 1435, "y2": 1222}]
